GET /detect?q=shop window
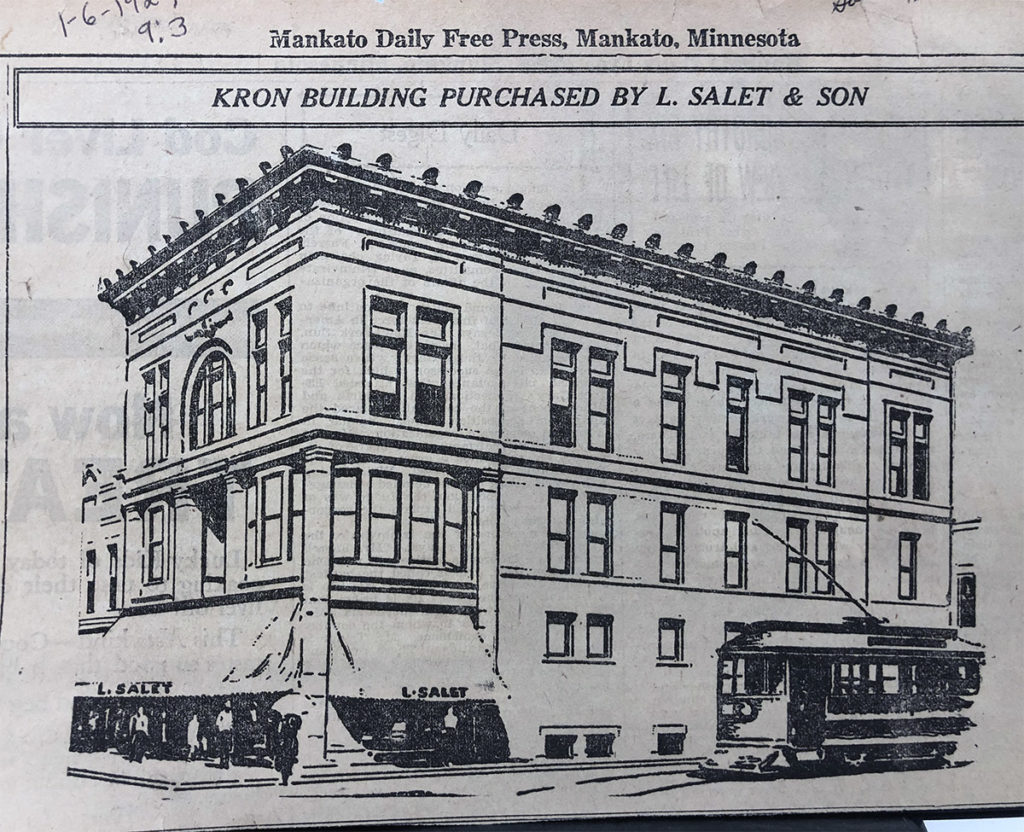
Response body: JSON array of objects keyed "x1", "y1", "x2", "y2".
[
  {"x1": 368, "y1": 472, "x2": 402, "y2": 562},
  {"x1": 586, "y1": 494, "x2": 614, "y2": 577},
  {"x1": 586, "y1": 614, "x2": 613, "y2": 659},
  {"x1": 584, "y1": 733, "x2": 616, "y2": 758},
  {"x1": 725, "y1": 377, "x2": 750, "y2": 473},
  {"x1": 659, "y1": 503, "x2": 685, "y2": 584},
  {"x1": 660, "y1": 363, "x2": 687, "y2": 464},
  {"x1": 588, "y1": 348, "x2": 615, "y2": 452},
  {"x1": 189, "y1": 351, "x2": 236, "y2": 450},
  {"x1": 544, "y1": 734, "x2": 577, "y2": 759},
  {"x1": 656, "y1": 730, "x2": 687, "y2": 756},
  {"x1": 550, "y1": 340, "x2": 579, "y2": 447},
  {"x1": 658, "y1": 618, "x2": 685, "y2": 663},
  {"x1": 547, "y1": 488, "x2": 575, "y2": 574},
  {"x1": 545, "y1": 611, "x2": 576, "y2": 658},
  {"x1": 724, "y1": 512, "x2": 748, "y2": 589},
  {"x1": 331, "y1": 470, "x2": 360, "y2": 564}
]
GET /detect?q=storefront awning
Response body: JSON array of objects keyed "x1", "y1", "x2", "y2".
[
  {"x1": 75, "y1": 598, "x2": 302, "y2": 699},
  {"x1": 329, "y1": 608, "x2": 505, "y2": 702}
]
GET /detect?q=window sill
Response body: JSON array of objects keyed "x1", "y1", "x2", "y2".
[
  {"x1": 131, "y1": 593, "x2": 173, "y2": 605},
  {"x1": 238, "y1": 575, "x2": 300, "y2": 589},
  {"x1": 655, "y1": 662, "x2": 692, "y2": 668},
  {"x1": 542, "y1": 658, "x2": 616, "y2": 666}
]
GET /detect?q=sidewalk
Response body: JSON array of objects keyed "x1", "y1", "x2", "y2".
[{"x1": 66, "y1": 752, "x2": 702, "y2": 792}]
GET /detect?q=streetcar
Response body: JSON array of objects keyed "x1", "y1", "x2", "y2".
[{"x1": 704, "y1": 618, "x2": 983, "y2": 775}]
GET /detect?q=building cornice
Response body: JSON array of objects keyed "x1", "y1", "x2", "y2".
[{"x1": 97, "y1": 144, "x2": 974, "y2": 367}]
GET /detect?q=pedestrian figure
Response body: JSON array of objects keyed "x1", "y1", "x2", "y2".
[
  {"x1": 128, "y1": 706, "x2": 149, "y2": 763},
  {"x1": 440, "y1": 706, "x2": 459, "y2": 766},
  {"x1": 265, "y1": 709, "x2": 281, "y2": 766},
  {"x1": 215, "y1": 700, "x2": 233, "y2": 769},
  {"x1": 187, "y1": 714, "x2": 201, "y2": 761},
  {"x1": 274, "y1": 714, "x2": 301, "y2": 786}
]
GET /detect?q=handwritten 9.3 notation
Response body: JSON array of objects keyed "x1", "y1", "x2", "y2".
[{"x1": 57, "y1": 0, "x2": 188, "y2": 44}]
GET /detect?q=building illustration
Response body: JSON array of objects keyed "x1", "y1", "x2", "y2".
[{"x1": 72, "y1": 143, "x2": 983, "y2": 778}]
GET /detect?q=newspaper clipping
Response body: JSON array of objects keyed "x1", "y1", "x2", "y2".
[{"x1": 0, "y1": 1, "x2": 1022, "y2": 830}]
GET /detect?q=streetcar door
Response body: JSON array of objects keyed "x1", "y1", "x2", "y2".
[{"x1": 787, "y1": 661, "x2": 828, "y2": 749}]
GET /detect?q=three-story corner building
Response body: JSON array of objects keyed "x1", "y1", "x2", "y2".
[{"x1": 73, "y1": 143, "x2": 975, "y2": 770}]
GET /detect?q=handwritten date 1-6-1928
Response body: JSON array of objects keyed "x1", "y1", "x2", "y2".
[{"x1": 57, "y1": 0, "x2": 187, "y2": 44}]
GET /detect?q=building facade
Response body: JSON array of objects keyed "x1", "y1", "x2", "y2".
[{"x1": 73, "y1": 144, "x2": 975, "y2": 769}]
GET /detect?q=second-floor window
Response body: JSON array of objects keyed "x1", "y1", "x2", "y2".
[
  {"x1": 659, "y1": 502, "x2": 686, "y2": 584},
  {"x1": 330, "y1": 469, "x2": 360, "y2": 565},
  {"x1": 661, "y1": 364, "x2": 687, "y2": 465},
  {"x1": 586, "y1": 494, "x2": 614, "y2": 577},
  {"x1": 368, "y1": 471, "x2": 402, "y2": 562},
  {"x1": 725, "y1": 377, "x2": 750, "y2": 473},
  {"x1": 586, "y1": 614, "x2": 614, "y2": 659},
  {"x1": 588, "y1": 349, "x2": 615, "y2": 452},
  {"x1": 724, "y1": 511, "x2": 748, "y2": 589},
  {"x1": 546, "y1": 611, "x2": 576, "y2": 658},
  {"x1": 142, "y1": 360, "x2": 170, "y2": 465},
  {"x1": 145, "y1": 502, "x2": 167, "y2": 584},
  {"x1": 189, "y1": 351, "x2": 236, "y2": 449},
  {"x1": 250, "y1": 470, "x2": 304, "y2": 566},
  {"x1": 898, "y1": 532, "x2": 919, "y2": 600},
  {"x1": 108, "y1": 544, "x2": 119, "y2": 611},
  {"x1": 888, "y1": 408, "x2": 931, "y2": 500},
  {"x1": 547, "y1": 488, "x2": 575, "y2": 573},
  {"x1": 658, "y1": 618, "x2": 685, "y2": 663},
  {"x1": 550, "y1": 340, "x2": 578, "y2": 447},
  {"x1": 277, "y1": 298, "x2": 293, "y2": 417},
  {"x1": 785, "y1": 517, "x2": 809, "y2": 593},
  {"x1": 84, "y1": 549, "x2": 96, "y2": 614},
  {"x1": 813, "y1": 522, "x2": 837, "y2": 595}
]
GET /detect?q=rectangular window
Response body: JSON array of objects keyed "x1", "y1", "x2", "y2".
[
  {"x1": 443, "y1": 481, "x2": 467, "y2": 570},
  {"x1": 788, "y1": 392, "x2": 810, "y2": 482},
  {"x1": 547, "y1": 489, "x2": 575, "y2": 573},
  {"x1": 658, "y1": 618, "x2": 685, "y2": 662},
  {"x1": 586, "y1": 614, "x2": 613, "y2": 659},
  {"x1": 656, "y1": 731, "x2": 687, "y2": 756},
  {"x1": 724, "y1": 512, "x2": 748, "y2": 589},
  {"x1": 586, "y1": 494, "x2": 613, "y2": 577},
  {"x1": 415, "y1": 308, "x2": 453, "y2": 427},
  {"x1": 545, "y1": 611, "x2": 576, "y2": 658},
  {"x1": 785, "y1": 518, "x2": 808, "y2": 593},
  {"x1": 107, "y1": 544, "x2": 119, "y2": 611},
  {"x1": 659, "y1": 503, "x2": 685, "y2": 584},
  {"x1": 912, "y1": 414, "x2": 931, "y2": 501},
  {"x1": 369, "y1": 297, "x2": 407, "y2": 420},
  {"x1": 85, "y1": 549, "x2": 96, "y2": 614},
  {"x1": 288, "y1": 471, "x2": 304, "y2": 562},
  {"x1": 661, "y1": 364, "x2": 687, "y2": 464},
  {"x1": 814, "y1": 522, "x2": 837, "y2": 595},
  {"x1": 881, "y1": 664, "x2": 900, "y2": 695},
  {"x1": 331, "y1": 470, "x2": 360, "y2": 564},
  {"x1": 260, "y1": 472, "x2": 285, "y2": 565},
  {"x1": 720, "y1": 658, "x2": 746, "y2": 694},
  {"x1": 251, "y1": 308, "x2": 269, "y2": 426},
  {"x1": 142, "y1": 360, "x2": 170, "y2": 466},
  {"x1": 888, "y1": 409, "x2": 909, "y2": 497},
  {"x1": 550, "y1": 340, "x2": 578, "y2": 447},
  {"x1": 725, "y1": 377, "x2": 750, "y2": 473},
  {"x1": 368, "y1": 472, "x2": 401, "y2": 562},
  {"x1": 588, "y1": 349, "x2": 615, "y2": 452},
  {"x1": 898, "y1": 532, "x2": 919, "y2": 600},
  {"x1": 816, "y1": 398, "x2": 837, "y2": 487},
  {"x1": 145, "y1": 504, "x2": 166, "y2": 583},
  {"x1": 277, "y1": 298, "x2": 293, "y2": 417},
  {"x1": 957, "y1": 573, "x2": 977, "y2": 628},
  {"x1": 409, "y1": 477, "x2": 440, "y2": 564}
]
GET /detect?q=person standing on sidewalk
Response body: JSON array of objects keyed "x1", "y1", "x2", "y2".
[
  {"x1": 274, "y1": 714, "x2": 301, "y2": 786},
  {"x1": 215, "y1": 701, "x2": 233, "y2": 769},
  {"x1": 128, "y1": 706, "x2": 149, "y2": 764},
  {"x1": 186, "y1": 713, "x2": 201, "y2": 761}
]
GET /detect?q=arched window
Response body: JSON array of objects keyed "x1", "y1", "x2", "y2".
[{"x1": 189, "y1": 351, "x2": 236, "y2": 449}]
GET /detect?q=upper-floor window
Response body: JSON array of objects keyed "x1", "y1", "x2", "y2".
[
  {"x1": 368, "y1": 294, "x2": 457, "y2": 428},
  {"x1": 545, "y1": 611, "x2": 576, "y2": 658},
  {"x1": 586, "y1": 494, "x2": 614, "y2": 577},
  {"x1": 410, "y1": 476, "x2": 441, "y2": 565},
  {"x1": 725, "y1": 377, "x2": 750, "y2": 474},
  {"x1": 816, "y1": 398, "x2": 837, "y2": 487},
  {"x1": 659, "y1": 502, "x2": 686, "y2": 584},
  {"x1": 144, "y1": 502, "x2": 168, "y2": 584},
  {"x1": 586, "y1": 614, "x2": 614, "y2": 659},
  {"x1": 888, "y1": 408, "x2": 931, "y2": 500},
  {"x1": 785, "y1": 517, "x2": 809, "y2": 593},
  {"x1": 189, "y1": 351, "x2": 236, "y2": 450},
  {"x1": 251, "y1": 309, "x2": 269, "y2": 427},
  {"x1": 724, "y1": 511, "x2": 748, "y2": 589},
  {"x1": 142, "y1": 360, "x2": 170, "y2": 466},
  {"x1": 788, "y1": 392, "x2": 811, "y2": 482},
  {"x1": 658, "y1": 618, "x2": 685, "y2": 663},
  {"x1": 550, "y1": 340, "x2": 579, "y2": 447},
  {"x1": 277, "y1": 298, "x2": 293, "y2": 417},
  {"x1": 813, "y1": 522, "x2": 837, "y2": 595},
  {"x1": 661, "y1": 364, "x2": 687, "y2": 465},
  {"x1": 547, "y1": 488, "x2": 575, "y2": 574},
  {"x1": 330, "y1": 469, "x2": 360, "y2": 565},
  {"x1": 588, "y1": 349, "x2": 615, "y2": 452},
  {"x1": 898, "y1": 532, "x2": 919, "y2": 600},
  {"x1": 84, "y1": 549, "x2": 96, "y2": 614},
  {"x1": 107, "y1": 543, "x2": 120, "y2": 611},
  {"x1": 249, "y1": 469, "x2": 304, "y2": 566},
  {"x1": 368, "y1": 471, "x2": 402, "y2": 562}
]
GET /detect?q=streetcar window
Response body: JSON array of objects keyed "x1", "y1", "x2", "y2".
[
  {"x1": 721, "y1": 658, "x2": 746, "y2": 694},
  {"x1": 882, "y1": 664, "x2": 900, "y2": 694},
  {"x1": 835, "y1": 662, "x2": 865, "y2": 695}
]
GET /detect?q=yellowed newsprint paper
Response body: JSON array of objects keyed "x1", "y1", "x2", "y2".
[{"x1": 0, "y1": 1, "x2": 1021, "y2": 829}]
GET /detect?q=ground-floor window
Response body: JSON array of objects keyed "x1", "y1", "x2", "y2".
[
  {"x1": 584, "y1": 733, "x2": 616, "y2": 758},
  {"x1": 655, "y1": 728, "x2": 687, "y2": 756},
  {"x1": 544, "y1": 734, "x2": 577, "y2": 759}
]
